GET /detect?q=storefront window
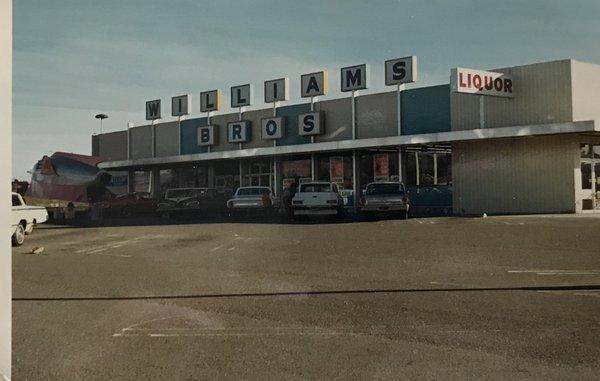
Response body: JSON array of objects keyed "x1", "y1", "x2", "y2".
[
  {"x1": 418, "y1": 153, "x2": 435, "y2": 186},
  {"x1": 404, "y1": 149, "x2": 452, "y2": 187},
  {"x1": 243, "y1": 159, "x2": 273, "y2": 187},
  {"x1": 134, "y1": 171, "x2": 151, "y2": 193},
  {"x1": 436, "y1": 153, "x2": 452, "y2": 185}
]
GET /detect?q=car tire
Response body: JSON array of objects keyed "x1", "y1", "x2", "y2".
[{"x1": 12, "y1": 224, "x2": 25, "y2": 247}]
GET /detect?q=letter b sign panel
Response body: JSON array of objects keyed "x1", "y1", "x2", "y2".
[
  {"x1": 197, "y1": 125, "x2": 216, "y2": 146},
  {"x1": 261, "y1": 117, "x2": 285, "y2": 139},
  {"x1": 298, "y1": 112, "x2": 323, "y2": 136}
]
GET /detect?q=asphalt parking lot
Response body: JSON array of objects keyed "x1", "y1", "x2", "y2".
[{"x1": 12, "y1": 215, "x2": 600, "y2": 379}]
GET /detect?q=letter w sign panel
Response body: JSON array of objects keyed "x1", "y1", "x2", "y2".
[{"x1": 146, "y1": 99, "x2": 161, "y2": 120}]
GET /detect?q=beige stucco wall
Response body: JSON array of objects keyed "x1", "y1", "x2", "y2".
[
  {"x1": 453, "y1": 135, "x2": 579, "y2": 215},
  {"x1": 451, "y1": 60, "x2": 573, "y2": 131},
  {"x1": 571, "y1": 60, "x2": 600, "y2": 126}
]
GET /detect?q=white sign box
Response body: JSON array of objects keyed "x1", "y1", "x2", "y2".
[
  {"x1": 200, "y1": 90, "x2": 221, "y2": 112},
  {"x1": 227, "y1": 120, "x2": 252, "y2": 143},
  {"x1": 230, "y1": 84, "x2": 252, "y2": 108},
  {"x1": 298, "y1": 112, "x2": 323, "y2": 136},
  {"x1": 450, "y1": 68, "x2": 514, "y2": 98},
  {"x1": 171, "y1": 94, "x2": 191, "y2": 117},
  {"x1": 264, "y1": 78, "x2": 289, "y2": 103},
  {"x1": 385, "y1": 56, "x2": 418, "y2": 85},
  {"x1": 261, "y1": 117, "x2": 285, "y2": 139},
  {"x1": 145, "y1": 99, "x2": 161, "y2": 120},
  {"x1": 301, "y1": 71, "x2": 328, "y2": 98},
  {"x1": 341, "y1": 64, "x2": 368, "y2": 92},
  {"x1": 197, "y1": 125, "x2": 217, "y2": 146}
]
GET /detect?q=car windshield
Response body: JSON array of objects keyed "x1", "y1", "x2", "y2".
[
  {"x1": 366, "y1": 183, "x2": 404, "y2": 195},
  {"x1": 237, "y1": 187, "x2": 269, "y2": 196},
  {"x1": 166, "y1": 189, "x2": 198, "y2": 198},
  {"x1": 300, "y1": 183, "x2": 331, "y2": 192}
]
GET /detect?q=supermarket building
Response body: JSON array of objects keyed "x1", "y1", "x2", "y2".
[{"x1": 93, "y1": 58, "x2": 600, "y2": 215}]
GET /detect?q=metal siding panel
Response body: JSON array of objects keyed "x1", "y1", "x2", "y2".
[
  {"x1": 402, "y1": 85, "x2": 451, "y2": 135},
  {"x1": 154, "y1": 121, "x2": 179, "y2": 157},
  {"x1": 130, "y1": 125, "x2": 153, "y2": 159},
  {"x1": 275, "y1": 103, "x2": 312, "y2": 146},
  {"x1": 314, "y1": 97, "x2": 352, "y2": 142},
  {"x1": 97, "y1": 130, "x2": 127, "y2": 161},
  {"x1": 571, "y1": 60, "x2": 600, "y2": 125},
  {"x1": 452, "y1": 135, "x2": 576, "y2": 215},
  {"x1": 356, "y1": 91, "x2": 397, "y2": 139},
  {"x1": 180, "y1": 117, "x2": 208, "y2": 155},
  {"x1": 452, "y1": 60, "x2": 573, "y2": 131}
]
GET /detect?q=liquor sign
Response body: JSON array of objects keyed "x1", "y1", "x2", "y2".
[
  {"x1": 298, "y1": 112, "x2": 323, "y2": 136},
  {"x1": 145, "y1": 99, "x2": 161, "y2": 120},
  {"x1": 450, "y1": 68, "x2": 514, "y2": 98},
  {"x1": 171, "y1": 94, "x2": 192, "y2": 117},
  {"x1": 341, "y1": 64, "x2": 368, "y2": 92},
  {"x1": 200, "y1": 90, "x2": 222, "y2": 112},
  {"x1": 197, "y1": 125, "x2": 217, "y2": 146},
  {"x1": 385, "y1": 56, "x2": 418, "y2": 85},
  {"x1": 227, "y1": 120, "x2": 252, "y2": 143},
  {"x1": 261, "y1": 117, "x2": 285, "y2": 139},
  {"x1": 264, "y1": 78, "x2": 289, "y2": 103},
  {"x1": 301, "y1": 71, "x2": 329, "y2": 98}
]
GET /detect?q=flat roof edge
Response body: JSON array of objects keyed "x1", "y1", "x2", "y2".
[{"x1": 99, "y1": 121, "x2": 596, "y2": 169}]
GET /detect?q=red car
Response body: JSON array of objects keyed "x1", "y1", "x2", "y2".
[{"x1": 98, "y1": 192, "x2": 158, "y2": 217}]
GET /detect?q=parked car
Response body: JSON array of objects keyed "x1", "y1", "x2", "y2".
[
  {"x1": 358, "y1": 182, "x2": 409, "y2": 219},
  {"x1": 11, "y1": 192, "x2": 48, "y2": 246},
  {"x1": 158, "y1": 187, "x2": 227, "y2": 217},
  {"x1": 97, "y1": 192, "x2": 158, "y2": 217},
  {"x1": 227, "y1": 186, "x2": 274, "y2": 217},
  {"x1": 291, "y1": 182, "x2": 343, "y2": 217}
]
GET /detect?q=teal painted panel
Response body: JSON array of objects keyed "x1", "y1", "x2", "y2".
[
  {"x1": 180, "y1": 117, "x2": 208, "y2": 155},
  {"x1": 402, "y1": 85, "x2": 451, "y2": 135},
  {"x1": 275, "y1": 103, "x2": 312, "y2": 146}
]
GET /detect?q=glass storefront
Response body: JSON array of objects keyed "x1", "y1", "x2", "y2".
[
  {"x1": 242, "y1": 159, "x2": 273, "y2": 188},
  {"x1": 579, "y1": 144, "x2": 600, "y2": 211},
  {"x1": 404, "y1": 147, "x2": 452, "y2": 187}
]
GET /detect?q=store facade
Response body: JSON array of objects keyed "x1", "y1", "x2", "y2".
[{"x1": 93, "y1": 58, "x2": 600, "y2": 215}]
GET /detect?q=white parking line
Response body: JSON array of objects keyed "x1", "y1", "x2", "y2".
[{"x1": 508, "y1": 270, "x2": 600, "y2": 275}]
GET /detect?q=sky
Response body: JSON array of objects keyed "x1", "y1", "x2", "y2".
[{"x1": 12, "y1": 0, "x2": 600, "y2": 179}]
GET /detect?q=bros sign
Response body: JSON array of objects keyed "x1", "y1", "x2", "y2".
[
  {"x1": 450, "y1": 68, "x2": 514, "y2": 98},
  {"x1": 298, "y1": 112, "x2": 323, "y2": 136},
  {"x1": 197, "y1": 125, "x2": 217, "y2": 146},
  {"x1": 227, "y1": 120, "x2": 252, "y2": 143},
  {"x1": 261, "y1": 117, "x2": 285, "y2": 139}
]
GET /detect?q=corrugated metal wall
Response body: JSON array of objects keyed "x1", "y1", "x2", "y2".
[
  {"x1": 571, "y1": 60, "x2": 600, "y2": 125},
  {"x1": 154, "y1": 121, "x2": 179, "y2": 157},
  {"x1": 451, "y1": 60, "x2": 573, "y2": 131},
  {"x1": 356, "y1": 91, "x2": 397, "y2": 139},
  {"x1": 94, "y1": 130, "x2": 127, "y2": 161},
  {"x1": 452, "y1": 135, "x2": 578, "y2": 215},
  {"x1": 129, "y1": 125, "x2": 153, "y2": 159},
  {"x1": 314, "y1": 97, "x2": 352, "y2": 142}
]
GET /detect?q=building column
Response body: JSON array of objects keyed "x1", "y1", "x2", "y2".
[
  {"x1": 273, "y1": 156, "x2": 279, "y2": 196},
  {"x1": 151, "y1": 168, "x2": 161, "y2": 198},
  {"x1": 127, "y1": 170, "x2": 135, "y2": 194},
  {"x1": 352, "y1": 150, "x2": 360, "y2": 213},
  {"x1": 398, "y1": 147, "x2": 404, "y2": 183},
  {"x1": 207, "y1": 164, "x2": 215, "y2": 188}
]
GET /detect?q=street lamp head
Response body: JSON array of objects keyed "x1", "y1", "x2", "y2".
[{"x1": 95, "y1": 113, "x2": 108, "y2": 120}]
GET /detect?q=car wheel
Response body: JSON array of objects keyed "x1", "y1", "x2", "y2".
[
  {"x1": 25, "y1": 222, "x2": 34, "y2": 235},
  {"x1": 12, "y1": 224, "x2": 25, "y2": 246}
]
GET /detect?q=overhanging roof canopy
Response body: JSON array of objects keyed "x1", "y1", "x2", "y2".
[{"x1": 99, "y1": 120, "x2": 598, "y2": 170}]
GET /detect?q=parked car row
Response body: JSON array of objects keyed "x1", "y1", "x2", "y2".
[
  {"x1": 95, "y1": 181, "x2": 410, "y2": 221},
  {"x1": 11, "y1": 192, "x2": 48, "y2": 246}
]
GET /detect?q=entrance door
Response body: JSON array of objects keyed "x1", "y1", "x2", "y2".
[{"x1": 579, "y1": 144, "x2": 600, "y2": 211}]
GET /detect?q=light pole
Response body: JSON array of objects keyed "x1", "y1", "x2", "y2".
[{"x1": 94, "y1": 113, "x2": 108, "y2": 134}]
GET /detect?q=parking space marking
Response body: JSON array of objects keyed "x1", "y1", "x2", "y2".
[
  {"x1": 508, "y1": 270, "x2": 600, "y2": 276},
  {"x1": 210, "y1": 245, "x2": 224, "y2": 252}
]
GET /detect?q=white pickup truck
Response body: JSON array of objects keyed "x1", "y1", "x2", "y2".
[
  {"x1": 11, "y1": 192, "x2": 48, "y2": 246},
  {"x1": 291, "y1": 182, "x2": 344, "y2": 217}
]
